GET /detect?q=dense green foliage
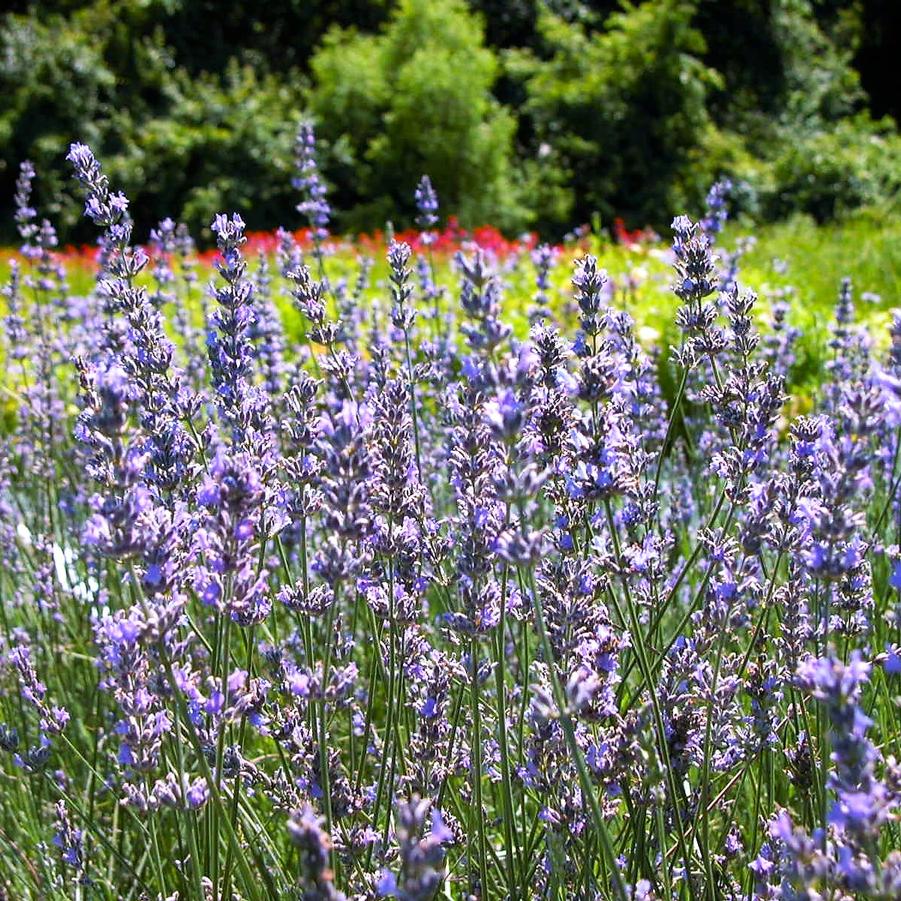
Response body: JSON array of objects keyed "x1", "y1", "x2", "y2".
[
  {"x1": 506, "y1": 0, "x2": 724, "y2": 229},
  {"x1": 310, "y1": 0, "x2": 526, "y2": 230},
  {"x1": 0, "y1": 0, "x2": 898, "y2": 241}
]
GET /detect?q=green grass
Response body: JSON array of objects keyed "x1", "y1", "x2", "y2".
[
  {"x1": 736, "y1": 210, "x2": 901, "y2": 309},
  {"x1": 733, "y1": 210, "x2": 901, "y2": 390},
  {"x1": 3, "y1": 208, "x2": 900, "y2": 396}
]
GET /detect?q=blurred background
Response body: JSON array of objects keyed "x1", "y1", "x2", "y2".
[{"x1": 0, "y1": 0, "x2": 898, "y2": 243}]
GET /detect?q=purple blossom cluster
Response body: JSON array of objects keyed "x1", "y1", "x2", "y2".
[{"x1": 0, "y1": 141, "x2": 899, "y2": 901}]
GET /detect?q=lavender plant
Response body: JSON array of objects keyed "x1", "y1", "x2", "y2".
[{"x1": 0, "y1": 138, "x2": 899, "y2": 901}]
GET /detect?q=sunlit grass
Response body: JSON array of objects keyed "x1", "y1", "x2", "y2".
[{"x1": 3, "y1": 208, "x2": 899, "y2": 396}]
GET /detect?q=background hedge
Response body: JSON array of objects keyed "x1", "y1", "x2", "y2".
[{"x1": 0, "y1": 0, "x2": 898, "y2": 242}]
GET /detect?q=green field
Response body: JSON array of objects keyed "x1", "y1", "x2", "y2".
[{"x1": 5, "y1": 209, "x2": 898, "y2": 397}]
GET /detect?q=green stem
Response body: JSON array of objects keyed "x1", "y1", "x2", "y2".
[
  {"x1": 528, "y1": 569, "x2": 628, "y2": 901},
  {"x1": 469, "y1": 635, "x2": 491, "y2": 899}
]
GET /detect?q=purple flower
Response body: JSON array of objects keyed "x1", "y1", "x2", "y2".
[
  {"x1": 294, "y1": 121, "x2": 331, "y2": 250},
  {"x1": 414, "y1": 175, "x2": 439, "y2": 232}
]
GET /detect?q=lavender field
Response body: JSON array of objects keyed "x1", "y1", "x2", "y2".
[{"x1": 0, "y1": 128, "x2": 900, "y2": 900}]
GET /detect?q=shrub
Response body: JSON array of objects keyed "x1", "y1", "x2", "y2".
[
  {"x1": 309, "y1": 0, "x2": 527, "y2": 231},
  {"x1": 766, "y1": 115, "x2": 901, "y2": 222},
  {"x1": 507, "y1": 0, "x2": 724, "y2": 232},
  {"x1": 0, "y1": 4, "x2": 307, "y2": 243},
  {"x1": 101, "y1": 63, "x2": 306, "y2": 242}
]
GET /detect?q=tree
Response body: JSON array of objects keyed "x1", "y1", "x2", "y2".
[{"x1": 310, "y1": 0, "x2": 526, "y2": 231}]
